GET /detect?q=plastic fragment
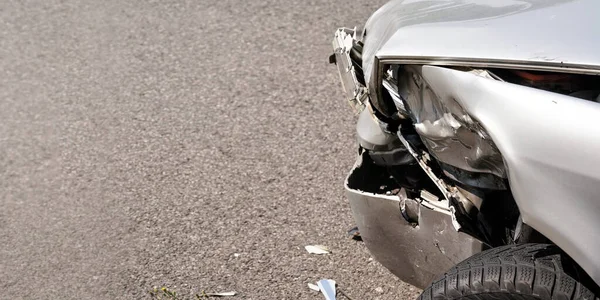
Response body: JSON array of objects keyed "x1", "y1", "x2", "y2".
[
  {"x1": 204, "y1": 291, "x2": 237, "y2": 297},
  {"x1": 308, "y1": 283, "x2": 320, "y2": 292},
  {"x1": 317, "y1": 279, "x2": 336, "y2": 300},
  {"x1": 305, "y1": 245, "x2": 331, "y2": 254}
]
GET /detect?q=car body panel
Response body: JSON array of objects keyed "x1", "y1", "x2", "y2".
[
  {"x1": 345, "y1": 151, "x2": 485, "y2": 288},
  {"x1": 418, "y1": 65, "x2": 600, "y2": 286},
  {"x1": 335, "y1": 0, "x2": 600, "y2": 288},
  {"x1": 362, "y1": 0, "x2": 600, "y2": 87}
]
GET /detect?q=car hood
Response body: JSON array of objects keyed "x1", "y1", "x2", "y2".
[{"x1": 362, "y1": 0, "x2": 600, "y2": 83}]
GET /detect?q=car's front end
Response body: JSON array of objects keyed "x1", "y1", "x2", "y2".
[{"x1": 331, "y1": 0, "x2": 600, "y2": 293}]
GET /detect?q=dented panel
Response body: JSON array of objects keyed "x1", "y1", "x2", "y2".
[
  {"x1": 399, "y1": 66, "x2": 506, "y2": 179},
  {"x1": 416, "y1": 65, "x2": 600, "y2": 286},
  {"x1": 345, "y1": 152, "x2": 484, "y2": 288}
]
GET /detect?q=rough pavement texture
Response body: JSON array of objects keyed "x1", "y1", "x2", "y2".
[{"x1": 1, "y1": 0, "x2": 421, "y2": 299}]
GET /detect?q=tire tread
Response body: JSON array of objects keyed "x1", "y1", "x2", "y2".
[{"x1": 418, "y1": 244, "x2": 599, "y2": 300}]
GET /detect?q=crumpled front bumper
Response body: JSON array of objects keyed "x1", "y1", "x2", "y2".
[{"x1": 345, "y1": 152, "x2": 485, "y2": 288}]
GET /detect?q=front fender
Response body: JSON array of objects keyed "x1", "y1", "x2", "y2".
[{"x1": 419, "y1": 65, "x2": 600, "y2": 285}]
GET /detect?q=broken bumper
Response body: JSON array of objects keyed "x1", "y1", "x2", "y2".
[
  {"x1": 345, "y1": 152, "x2": 485, "y2": 288},
  {"x1": 331, "y1": 28, "x2": 368, "y2": 113}
]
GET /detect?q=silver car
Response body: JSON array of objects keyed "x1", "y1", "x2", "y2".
[{"x1": 331, "y1": 0, "x2": 600, "y2": 299}]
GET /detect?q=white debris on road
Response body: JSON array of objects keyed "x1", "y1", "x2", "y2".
[
  {"x1": 203, "y1": 291, "x2": 237, "y2": 297},
  {"x1": 305, "y1": 245, "x2": 332, "y2": 254},
  {"x1": 308, "y1": 283, "x2": 320, "y2": 292},
  {"x1": 317, "y1": 279, "x2": 337, "y2": 300}
]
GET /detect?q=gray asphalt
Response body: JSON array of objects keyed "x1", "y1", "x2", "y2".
[{"x1": 1, "y1": 1, "x2": 420, "y2": 299}]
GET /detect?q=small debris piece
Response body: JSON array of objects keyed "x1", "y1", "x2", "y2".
[
  {"x1": 204, "y1": 291, "x2": 237, "y2": 297},
  {"x1": 347, "y1": 227, "x2": 362, "y2": 241},
  {"x1": 305, "y1": 245, "x2": 331, "y2": 254},
  {"x1": 375, "y1": 287, "x2": 384, "y2": 294},
  {"x1": 317, "y1": 279, "x2": 336, "y2": 300},
  {"x1": 308, "y1": 283, "x2": 320, "y2": 292}
]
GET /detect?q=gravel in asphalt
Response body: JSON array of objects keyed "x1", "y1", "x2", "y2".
[{"x1": 1, "y1": 0, "x2": 420, "y2": 299}]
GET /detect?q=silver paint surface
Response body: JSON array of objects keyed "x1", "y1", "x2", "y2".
[
  {"x1": 362, "y1": 0, "x2": 600, "y2": 88},
  {"x1": 418, "y1": 65, "x2": 600, "y2": 285},
  {"x1": 356, "y1": 108, "x2": 401, "y2": 151},
  {"x1": 345, "y1": 152, "x2": 484, "y2": 288},
  {"x1": 399, "y1": 66, "x2": 506, "y2": 178},
  {"x1": 355, "y1": 0, "x2": 600, "y2": 285}
]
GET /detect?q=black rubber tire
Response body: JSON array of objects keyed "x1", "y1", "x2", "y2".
[{"x1": 418, "y1": 244, "x2": 599, "y2": 300}]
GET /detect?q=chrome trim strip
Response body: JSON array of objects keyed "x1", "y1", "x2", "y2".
[{"x1": 377, "y1": 57, "x2": 600, "y2": 75}]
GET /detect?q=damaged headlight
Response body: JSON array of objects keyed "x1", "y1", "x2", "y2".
[{"x1": 332, "y1": 28, "x2": 402, "y2": 122}]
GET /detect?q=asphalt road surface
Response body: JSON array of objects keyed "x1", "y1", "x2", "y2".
[{"x1": 1, "y1": 1, "x2": 421, "y2": 299}]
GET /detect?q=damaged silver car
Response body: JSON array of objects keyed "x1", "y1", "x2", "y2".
[{"x1": 331, "y1": 0, "x2": 600, "y2": 299}]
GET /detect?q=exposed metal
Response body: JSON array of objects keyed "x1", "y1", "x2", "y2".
[
  {"x1": 398, "y1": 135, "x2": 456, "y2": 209},
  {"x1": 345, "y1": 152, "x2": 485, "y2": 288},
  {"x1": 382, "y1": 69, "x2": 408, "y2": 116},
  {"x1": 331, "y1": 28, "x2": 367, "y2": 113},
  {"x1": 396, "y1": 134, "x2": 473, "y2": 230}
]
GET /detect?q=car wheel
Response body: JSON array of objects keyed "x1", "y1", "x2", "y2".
[{"x1": 418, "y1": 244, "x2": 598, "y2": 300}]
